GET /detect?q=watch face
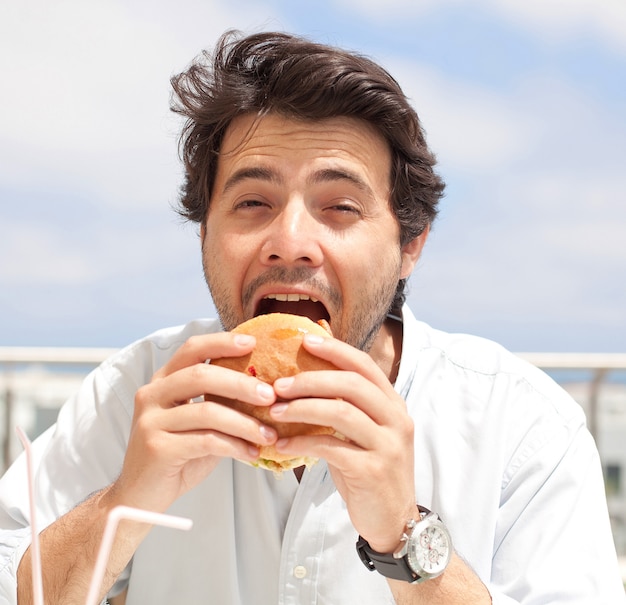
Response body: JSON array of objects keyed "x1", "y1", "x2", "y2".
[{"x1": 407, "y1": 519, "x2": 451, "y2": 578}]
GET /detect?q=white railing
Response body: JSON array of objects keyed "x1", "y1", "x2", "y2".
[
  {"x1": 0, "y1": 346, "x2": 119, "y2": 366},
  {"x1": 1, "y1": 348, "x2": 625, "y2": 460},
  {"x1": 0, "y1": 347, "x2": 119, "y2": 468},
  {"x1": 1, "y1": 347, "x2": 625, "y2": 468},
  {"x1": 1, "y1": 347, "x2": 626, "y2": 570},
  {"x1": 516, "y1": 352, "x2": 626, "y2": 444}
]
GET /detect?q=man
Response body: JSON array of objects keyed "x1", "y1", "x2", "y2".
[{"x1": 0, "y1": 30, "x2": 623, "y2": 604}]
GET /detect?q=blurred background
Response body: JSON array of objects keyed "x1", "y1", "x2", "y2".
[
  {"x1": 1, "y1": 0, "x2": 624, "y2": 351},
  {"x1": 1, "y1": 0, "x2": 625, "y2": 569}
]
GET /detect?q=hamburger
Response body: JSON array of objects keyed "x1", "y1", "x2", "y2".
[{"x1": 209, "y1": 313, "x2": 338, "y2": 473}]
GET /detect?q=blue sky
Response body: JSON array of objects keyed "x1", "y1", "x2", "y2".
[{"x1": 0, "y1": 0, "x2": 625, "y2": 352}]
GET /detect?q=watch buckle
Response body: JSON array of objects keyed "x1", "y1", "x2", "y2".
[{"x1": 356, "y1": 537, "x2": 377, "y2": 571}]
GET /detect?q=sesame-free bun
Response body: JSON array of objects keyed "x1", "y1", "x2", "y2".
[{"x1": 209, "y1": 313, "x2": 337, "y2": 473}]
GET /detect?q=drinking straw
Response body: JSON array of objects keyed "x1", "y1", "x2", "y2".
[
  {"x1": 15, "y1": 427, "x2": 44, "y2": 605},
  {"x1": 15, "y1": 426, "x2": 193, "y2": 605},
  {"x1": 84, "y1": 505, "x2": 193, "y2": 605}
]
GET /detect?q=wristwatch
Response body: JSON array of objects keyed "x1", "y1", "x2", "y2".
[{"x1": 356, "y1": 505, "x2": 452, "y2": 583}]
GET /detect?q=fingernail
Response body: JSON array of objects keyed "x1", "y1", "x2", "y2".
[
  {"x1": 304, "y1": 334, "x2": 324, "y2": 345},
  {"x1": 274, "y1": 376, "x2": 294, "y2": 390},
  {"x1": 256, "y1": 382, "x2": 274, "y2": 401},
  {"x1": 275, "y1": 438, "x2": 289, "y2": 451},
  {"x1": 234, "y1": 334, "x2": 255, "y2": 346},
  {"x1": 259, "y1": 426, "x2": 276, "y2": 442},
  {"x1": 271, "y1": 402, "x2": 289, "y2": 415}
]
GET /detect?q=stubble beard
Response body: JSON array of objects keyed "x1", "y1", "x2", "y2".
[
  {"x1": 202, "y1": 244, "x2": 401, "y2": 353},
  {"x1": 346, "y1": 269, "x2": 399, "y2": 353}
]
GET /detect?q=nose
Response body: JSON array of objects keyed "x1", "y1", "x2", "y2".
[{"x1": 260, "y1": 202, "x2": 323, "y2": 267}]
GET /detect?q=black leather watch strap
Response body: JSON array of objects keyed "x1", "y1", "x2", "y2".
[
  {"x1": 356, "y1": 535, "x2": 417, "y2": 582},
  {"x1": 355, "y1": 506, "x2": 432, "y2": 583}
]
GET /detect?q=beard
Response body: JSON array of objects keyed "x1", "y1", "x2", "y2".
[{"x1": 202, "y1": 244, "x2": 402, "y2": 353}]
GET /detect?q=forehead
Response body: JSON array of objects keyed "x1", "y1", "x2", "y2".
[{"x1": 216, "y1": 113, "x2": 392, "y2": 190}]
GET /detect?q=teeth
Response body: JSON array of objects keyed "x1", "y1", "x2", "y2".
[{"x1": 265, "y1": 293, "x2": 319, "y2": 303}]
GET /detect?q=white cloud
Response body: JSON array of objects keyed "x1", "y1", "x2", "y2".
[
  {"x1": 338, "y1": 0, "x2": 626, "y2": 54},
  {"x1": 488, "y1": 0, "x2": 626, "y2": 54},
  {"x1": 0, "y1": 220, "x2": 93, "y2": 285},
  {"x1": 336, "y1": 0, "x2": 448, "y2": 19},
  {"x1": 0, "y1": 0, "x2": 292, "y2": 329},
  {"x1": 1, "y1": 0, "x2": 623, "y2": 351},
  {"x1": 0, "y1": 1, "x2": 172, "y2": 147},
  {"x1": 388, "y1": 62, "x2": 535, "y2": 172},
  {"x1": 385, "y1": 51, "x2": 626, "y2": 335},
  {"x1": 0, "y1": 0, "x2": 283, "y2": 208}
]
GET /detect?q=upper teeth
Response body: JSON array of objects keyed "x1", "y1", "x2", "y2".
[{"x1": 265, "y1": 293, "x2": 319, "y2": 302}]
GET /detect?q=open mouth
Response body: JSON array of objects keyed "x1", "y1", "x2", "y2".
[{"x1": 255, "y1": 293, "x2": 330, "y2": 324}]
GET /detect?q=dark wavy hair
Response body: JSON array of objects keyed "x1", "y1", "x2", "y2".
[{"x1": 171, "y1": 30, "x2": 445, "y2": 309}]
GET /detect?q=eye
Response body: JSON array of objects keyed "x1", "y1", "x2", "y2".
[
  {"x1": 233, "y1": 199, "x2": 270, "y2": 211},
  {"x1": 332, "y1": 203, "x2": 361, "y2": 214},
  {"x1": 325, "y1": 200, "x2": 363, "y2": 220}
]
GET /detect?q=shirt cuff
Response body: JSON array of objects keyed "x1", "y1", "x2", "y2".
[{"x1": 0, "y1": 526, "x2": 34, "y2": 604}]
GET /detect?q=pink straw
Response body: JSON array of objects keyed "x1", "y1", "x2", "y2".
[
  {"x1": 15, "y1": 426, "x2": 193, "y2": 605},
  {"x1": 84, "y1": 505, "x2": 193, "y2": 605},
  {"x1": 15, "y1": 427, "x2": 44, "y2": 605}
]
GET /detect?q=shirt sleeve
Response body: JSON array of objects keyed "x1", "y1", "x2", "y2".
[
  {"x1": 400, "y1": 313, "x2": 625, "y2": 604},
  {"x1": 0, "y1": 321, "x2": 216, "y2": 605},
  {"x1": 0, "y1": 428, "x2": 54, "y2": 605},
  {"x1": 0, "y1": 355, "x2": 136, "y2": 604},
  {"x1": 0, "y1": 527, "x2": 31, "y2": 604},
  {"x1": 489, "y1": 416, "x2": 625, "y2": 604}
]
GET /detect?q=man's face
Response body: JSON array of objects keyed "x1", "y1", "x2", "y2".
[{"x1": 202, "y1": 113, "x2": 420, "y2": 351}]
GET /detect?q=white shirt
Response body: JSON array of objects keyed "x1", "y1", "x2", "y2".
[{"x1": 0, "y1": 307, "x2": 623, "y2": 604}]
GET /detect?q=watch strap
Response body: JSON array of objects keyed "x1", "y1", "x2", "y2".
[
  {"x1": 356, "y1": 505, "x2": 432, "y2": 583},
  {"x1": 356, "y1": 535, "x2": 418, "y2": 582}
]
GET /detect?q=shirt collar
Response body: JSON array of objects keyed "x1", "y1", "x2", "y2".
[{"x1": 393, "y1": 304, "x2": 422, "y2": 400}]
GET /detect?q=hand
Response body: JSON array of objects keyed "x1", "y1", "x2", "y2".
[
  {"x1": 270, "y1": 334, "x2": 417, "y2": 552},
  {"x1": 111, "y1": 332, "x2": 278, "y2": 513}
]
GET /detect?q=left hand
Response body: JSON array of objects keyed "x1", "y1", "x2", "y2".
[{"x1": 271, "y1": 333, "x2": 417, "y2": 552}]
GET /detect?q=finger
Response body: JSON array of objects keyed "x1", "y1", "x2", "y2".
[
  {"x1": 139, "y1": 363, "x2": 276, "y2": 410},
  {"x1": 301, "y1": 334, "x2": 397, "y2": 396},
  {"x1": 131, "y1": 425, "x2": 264, "y2": 475},
  {"x1": 130, "y1": 403, "x2": 277, "y2": 467},
  {"x1": 272, "y1": 400, "x2": 414, "y2": 486},
  {"x1": 171, "y1": 412, "x2": 277, "y2": 462},
  {"x1": 275, "y1": 431, "x2": 361, "y2": 465},
  {"x1": 162, "y1": 401, "x2": 277, "y2": 443},
  {"x1": 270, "y1": 396, "x2": 375, "y2": 448},
  {"x1": 273, "y1": 370, "x2": 403, "y2": 427},
  {"x1": 154, "y1": 332, "x2": 256, "y2": 379},
  {"x1": 153, "y1": 426, "x2": 264, "y2": 464},
  {"x1": 193, "y1": 431, "x2": 265, "y2": 463}
]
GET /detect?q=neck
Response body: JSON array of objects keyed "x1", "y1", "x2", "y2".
[{"x1": 368, "y1": 314, "x2": 403, "y2": 384}]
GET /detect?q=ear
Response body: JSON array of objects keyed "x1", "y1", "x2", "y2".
[{"x1": 400, "y1": 225, "x2": 430, "y2": 279}]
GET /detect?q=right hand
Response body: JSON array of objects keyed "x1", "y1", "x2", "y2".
[{"x1": 110, "y1": 331, "x2": 278, "y2": 513}]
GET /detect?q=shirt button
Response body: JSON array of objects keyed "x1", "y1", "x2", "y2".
[{"x1": 293, "y1": 565, "x2": 307, "y2": 579}]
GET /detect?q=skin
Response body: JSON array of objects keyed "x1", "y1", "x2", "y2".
[
  {"x1": 202, "y1": 113, "x2": 415, "y2": 354},
  {"x1": 202, "y1": 113, "x2": 421, "y2": 546},
  {"x1": 17, "y1": 114, "x2": 490, "y2": 604}
]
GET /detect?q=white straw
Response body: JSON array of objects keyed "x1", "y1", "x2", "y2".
[
  {"x1": 15, "y1": 427, "x2": 44, "y2": 605},
  {"x1": 84, "y1": 505, "x2": 193, "y2": 605}
]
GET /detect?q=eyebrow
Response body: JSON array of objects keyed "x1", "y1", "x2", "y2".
[
  {"x1": 221, "y1": 166, "x2": 283, "y2": 194},
  {"x1": 306, "y1": 167, "x2": 374, "y2": 197},
  {"x1": 220, "y1": 165, "x2": 375, "y2": 198}
]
